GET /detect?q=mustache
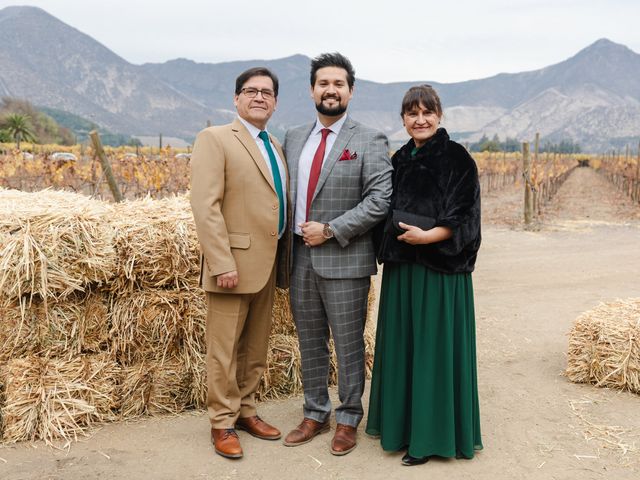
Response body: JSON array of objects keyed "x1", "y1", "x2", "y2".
[{"x1": 322, "y1": 94, "x2": 340, "y2": 101}]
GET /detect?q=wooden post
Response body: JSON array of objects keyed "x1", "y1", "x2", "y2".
[
  {"x1": 532, "y1": 133, "x2": 540, "y2": 217},
  {"x1": 523, "y1": 142, "x2": 533, "y2": 225},
  {"x1": 90, "y1": 130, "x2": 123, "y2": 203},
  {"x1": 159, "y1": 133, "x2": 163, "y2": 151},
  {"x1": 635, "y1": 141, "x2": 640, "y2": 202}
]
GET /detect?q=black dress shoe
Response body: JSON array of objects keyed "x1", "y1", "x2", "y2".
[{"x1": 401, "y1": 452, "x2": 429, "y2": 466}]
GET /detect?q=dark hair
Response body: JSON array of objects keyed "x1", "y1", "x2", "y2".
[
  {"x1": 400, "y1": 84, "x2": 443, "y2": 118},
  {"x1": 235, "y1": 67, "x2": 279, "y2": 97},
  {"x1": 310, "y1": 52, "x2": 355, "y2": 89}
]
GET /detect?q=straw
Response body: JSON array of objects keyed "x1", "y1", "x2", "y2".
[{"x1": 566, "y1": 298, "x2": 640, "y2": 394}]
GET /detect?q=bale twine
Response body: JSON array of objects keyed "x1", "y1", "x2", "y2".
[
  {"x1": 0, "y1": 354, "x2": 120, "y2": 444},
  {"x1": 109, "y1": 196, "x2": 200, "y2": 293},
  {"x1": 0, "y1": 189, "x2": 117, "y2": 302},
  {"x1": 566, "y1": 298, "x2": 640, "y2": 394}
]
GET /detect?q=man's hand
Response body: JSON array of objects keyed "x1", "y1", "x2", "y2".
[
  {"x1": 216, "y1": 270, "x2": 239, "y2": 289},
  {"x1": 300, "y1": 221, "x2": 327, "y2": 247}
]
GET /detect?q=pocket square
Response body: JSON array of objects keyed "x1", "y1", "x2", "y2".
[{"x1": 339, "y1": 149, "x2": 357, "y2": 161}]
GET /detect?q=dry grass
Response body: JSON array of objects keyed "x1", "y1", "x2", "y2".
[
  {"x1": 0, "y1": 293, "x2": 109, "y2": 362},
  {"x1": 258, "y1": 334, "x2": 303, "y2": 400},
  {"x1": 0, "y1": 354, "x2": 120, "y2": 444},
  {"x1": 119, "y1": 358, "x2": 196, "y2": 418},
  {"x1": 0, "y1": 189, "x2": 116, "y2": 302},
  {"x1": 108, "y1": 196, "x2": 200, "y2": 293},
  {"x1": 0, "y1": 298, "x2": 40, "y2": 361},
  {"x1": 568, "y1": 395, "x2": 638, "y2": 465},
  {"x1": 108, "y1": 289, "x2": 206, "y2": 366},
  {"x1": 566, "y1": 298, "x2": 640, "y2": 394}
]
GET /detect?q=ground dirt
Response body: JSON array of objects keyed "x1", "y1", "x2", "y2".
[{"x1": 1, "y1": 167, "x2": 640, "y2": 480}]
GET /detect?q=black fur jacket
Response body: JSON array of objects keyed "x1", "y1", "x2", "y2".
[{"x1": 377, "y1": 128, "x2": 481, "y2": 273}]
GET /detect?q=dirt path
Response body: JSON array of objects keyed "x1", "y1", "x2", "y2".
[{"x1": 1, "y1": 169, "x2": 640, "y2": 480}]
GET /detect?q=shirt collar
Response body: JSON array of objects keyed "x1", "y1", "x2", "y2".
[
  {"x1": 311, "y1": 114, "x2": 348, "y2": 137},
  {"x1": 237, "y1": 116, "x2": 265, "y2": 140}
]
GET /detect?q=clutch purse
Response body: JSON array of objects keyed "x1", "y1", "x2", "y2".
[{"x1": 384, "y1": 209, "x2": 436, "y2": 236}]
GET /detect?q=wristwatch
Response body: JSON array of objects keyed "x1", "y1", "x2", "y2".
[{"x1": 322, "y1": 223, "x2": 334, "y2": 239}]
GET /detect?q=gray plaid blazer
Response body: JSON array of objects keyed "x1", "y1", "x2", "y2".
[{"x1": 284, "y1": 116, "x2": 392, "y2": 279}]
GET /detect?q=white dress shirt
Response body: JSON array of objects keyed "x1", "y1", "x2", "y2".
[
  {"x1": 238, "y1": 116, "x2": 287, "y2": 238},
  {"x1": 294, "y1": 114, "x2": 347, "y2": 235}
]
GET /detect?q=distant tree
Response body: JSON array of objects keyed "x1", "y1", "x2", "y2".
[
  {"x1": 1, "y1": 98, "x2": 75, "y2": 145},
  {"x1": 0, "y1": 128, "x2": 11, "y2": 143},
  {"x1": 539, "y1": 138, "x2": 582, "y2": 154},
  {"x1": 2, "y1": 113, "x2": 37, "y2": 149},
  {"x1": 477, "y1": 133, "x2": 501, "y2": 152},
  {"x1": 503, "y1": 136, "x2": 521, "y2": 152}
]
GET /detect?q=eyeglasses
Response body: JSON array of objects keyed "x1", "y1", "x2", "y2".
[{"x1": 240, "y1": 87, "x2": 275, "y2": 100}]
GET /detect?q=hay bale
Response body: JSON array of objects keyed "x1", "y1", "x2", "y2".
[
  {"x1": 36, "y1": 291, "x2": 109, "y2": 358},
  {"x1": 0, "y1": 189, "x2": 116, "y2": 302},
  {"x1": 0, "y1": 354, "x2": 120, "y2": 444},
  {"x1": 257, "y1": 334, "x2": 302, "y2": 401},
  {"x1": 109, "y1": 196, "x2": 200, "y2": 293},
  {"x1": 109, "y1": 289, "x2": 206, "y2": 365},
  {"x1": 0, "y1": 298, "x2": 40, "y2": 362},
  {"x1": 119, "y1": 357, "x2": 198, "y2": 418},
  {"x1": 271, "y1": 287, "x2": 296, "y2": 336},
  {"x1": 365, "y1": 285, "x2": 377, "y2": 377},
  {"x1": 0, "y1": 292, "x2": 109, "y2": 362},
  {"x1": 566, "y1": 298, "x2": 640, "y2": 394}
]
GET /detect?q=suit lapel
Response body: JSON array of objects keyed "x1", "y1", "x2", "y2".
[
  {"x1": 271, "y1": 136, "x2": 288, "y2": 189},
  {"x1": 288, "y1": 123, "x2": 314, "y2": 205},
  {"x1": 313, "y1": 116, "x2": 356, "y2": 202},
  {"x1": 232, "y1": 118, "x2": 275, "y2": 191}
]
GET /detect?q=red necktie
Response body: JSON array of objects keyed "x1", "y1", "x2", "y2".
[{"x1": 306, "y1": 128, "x2": 331, "y2": 221}]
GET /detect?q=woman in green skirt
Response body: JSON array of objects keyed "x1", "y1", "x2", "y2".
[{"x1": 366, "y1": 85, "x2": 482, "y2": 466}]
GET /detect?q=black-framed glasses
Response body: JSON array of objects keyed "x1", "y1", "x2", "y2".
[{"x1": 241, "y1": 87, "x2": 275, "y2": 99}]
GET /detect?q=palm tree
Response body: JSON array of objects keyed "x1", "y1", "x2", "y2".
[{"x1": 2, "y1": 113, "x2": 36, "y2": 150}]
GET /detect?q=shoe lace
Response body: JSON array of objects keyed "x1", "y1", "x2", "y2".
[{"x1": 222, "y1": 428, "x2": 239, "y2": 439}]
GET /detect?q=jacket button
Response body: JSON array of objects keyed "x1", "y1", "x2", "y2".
[
  {"x1": 272, "y1": 204, "x2": 278, "y2": 210},
  {"x1": 270, "y1": 231, "x2": 276, "y2": 236}
]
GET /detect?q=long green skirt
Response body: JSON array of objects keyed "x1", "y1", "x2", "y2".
[{"x1": 366, "y1": 262, "x2": 483, "y2": 459}]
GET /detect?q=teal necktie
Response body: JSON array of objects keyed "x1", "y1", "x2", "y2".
[{"x1": 258, "y1": 131, "x2": 285, "y2": 234}]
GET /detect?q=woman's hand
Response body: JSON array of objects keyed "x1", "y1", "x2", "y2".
[
  {"x1": 397, "y1": 222, "x2": 427, "y2": 244},
  {"x1": 397, "y1": 223, "x2": 454, "y2": 245}
]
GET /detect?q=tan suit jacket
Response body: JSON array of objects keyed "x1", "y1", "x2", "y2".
[{"x1": 190, "y1": 118, "x2": 290, "y2": 293}]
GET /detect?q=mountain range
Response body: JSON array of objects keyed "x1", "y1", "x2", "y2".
[{"x1": 1, "y1": 5, "x2": 639, "y2": 151}]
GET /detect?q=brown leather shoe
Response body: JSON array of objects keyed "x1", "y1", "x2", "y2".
[
  {"x1": 235, "y1": 415, "x2": 281, "y2": 440},
  {"x1": 330, "y1": 424, "x2": 357, "y2": 456},
  {"x1": 211, "y1": 428, "x2": 243, "y2": 459},
  {"x1": 283, "y1": 418, "x2": 330, "y2": 447}
]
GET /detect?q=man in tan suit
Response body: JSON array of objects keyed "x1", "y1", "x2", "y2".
[{"x1": 190, "y1": 67, "x2": 289, "y2": 459}]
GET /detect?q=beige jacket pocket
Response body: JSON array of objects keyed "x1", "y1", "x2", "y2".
[{"x1": 228, "y1": 233, "x2": 250, "y2": 249}]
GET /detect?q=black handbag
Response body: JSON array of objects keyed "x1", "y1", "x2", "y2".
[{"x1": 384, "y1": 209, "x2": 436, "y2": 236}]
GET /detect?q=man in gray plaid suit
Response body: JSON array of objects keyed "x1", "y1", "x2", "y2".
[{"x1": 282, "y1": 52, "x2": 392, "y2": 455}]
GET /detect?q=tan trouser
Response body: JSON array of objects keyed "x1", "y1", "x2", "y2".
[{"x1": 205, "y1": 266, "x2": 276, "y2": 428}]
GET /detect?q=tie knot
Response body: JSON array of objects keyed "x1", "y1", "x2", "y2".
[
  {"x1": 320, "y1": 128, "x2": 331, "y2": 139},
  {"x1": 258, "y1": 131, "x2": 269, "y2": 141}
]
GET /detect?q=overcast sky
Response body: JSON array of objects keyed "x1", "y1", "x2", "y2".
[{"x1": 2, "y1": 0, "x2": 639, "y2": 83}]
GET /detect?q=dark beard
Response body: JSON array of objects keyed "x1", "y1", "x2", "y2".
[{"x1": 315, "y1": 99, "x2": 347, "y2": 117}]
